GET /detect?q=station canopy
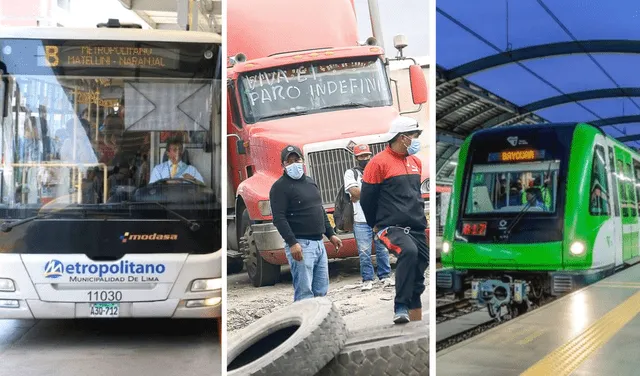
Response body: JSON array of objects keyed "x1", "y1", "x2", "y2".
[{"x1": 436, "y1": 0, "x2": 640, "y2": 182}]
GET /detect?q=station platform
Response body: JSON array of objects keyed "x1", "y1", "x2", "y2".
[{"x1": 437, "y1": 264, "x2": 640, "y2": 376}]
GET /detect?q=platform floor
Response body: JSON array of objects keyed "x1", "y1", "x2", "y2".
[{"x1": 436, "y1": 264, "x2": 640, "y2": 376}]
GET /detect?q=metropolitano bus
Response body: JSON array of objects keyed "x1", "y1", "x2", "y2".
[{"x1": 0, "y1": 25, "x2": 222, "y2": 319}]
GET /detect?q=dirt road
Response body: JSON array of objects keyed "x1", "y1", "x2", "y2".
[{"x1": 227, "y1": 257, "x2": 429, "y2": 332}]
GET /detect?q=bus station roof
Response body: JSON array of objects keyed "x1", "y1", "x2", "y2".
[{"x1": 436, "y1": 0, "x2": 640, "y2": 183}]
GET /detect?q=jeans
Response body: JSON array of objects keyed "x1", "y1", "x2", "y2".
[
  {"x1": 353, "y1": 222, "x2": 391, "y2": 282},
  {"x1": 377, "y1": 227, "x2": 429, "y2": 312},
  {"x1": 284, "y1": 238, "x2": 329, "y2": 302}
]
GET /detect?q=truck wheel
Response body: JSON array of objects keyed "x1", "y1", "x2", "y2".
[
  {"x1": 241, "y1": 228, "x2": 281, "y2": 287},
  {"x1": 317, "y1": 322, "x2": 428, "y2": 376},
  {"x1": 227, "y1": 297, "x2": 348, "y2": 376},
  {"x1": 227, "y1": 257, "x2": 244, "y2": 274}
]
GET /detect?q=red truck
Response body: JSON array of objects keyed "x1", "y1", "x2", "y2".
[{"x1": 226, "y1": 0, "x2": 428, "y2": 286}]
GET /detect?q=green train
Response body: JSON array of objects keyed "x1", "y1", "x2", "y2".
[{"x1": 437, "y1": 122, "x2": 640, "y2": 320}]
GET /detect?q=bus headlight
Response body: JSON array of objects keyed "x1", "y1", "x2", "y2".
[
  {"x1": 0, "y1": 278, "x2": 15, "y2": 292},
  {"x1": 258, "y1": 200, "x2": 272, "y2": 216},
  {"x1": 191, "y1": 278, "x2": 222, "y2": 292},
  {"x1": 443, "y1": 242, "x2": 450, "y2": 254},
  {"x1": 570, "y1": 241, "x2": 585, "y2": 256}
]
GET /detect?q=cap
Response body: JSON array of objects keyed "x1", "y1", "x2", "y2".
[
  {"x1": 353, "y1": 144, "x2": 372, "y2": 157},
  {"x1": 388, "y1": 116, "x2": 422, "y2": 138},
  {"x1": 281, "y1": 145, "x2": 303, "y2": 163}
]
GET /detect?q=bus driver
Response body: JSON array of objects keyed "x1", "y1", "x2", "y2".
[{"x1": 149, "y1": 136, "x2": 204, "y2": 184}]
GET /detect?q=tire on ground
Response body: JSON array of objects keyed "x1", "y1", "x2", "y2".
[
  {"x1": 317, "y1": 322, "x2": 428, "y2": 376},
  {"x1": 227, "y1": 297, "x2": 348, "y2": 376}
]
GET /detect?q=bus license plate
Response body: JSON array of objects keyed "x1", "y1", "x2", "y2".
[
  {"x1": 327, "y1": 214, "x2": 335, "y2": 228},
  {"x1": 90, "y1": 303, "x2": 120, "y2": 318}
]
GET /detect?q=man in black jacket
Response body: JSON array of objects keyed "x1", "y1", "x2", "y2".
[{"x1": 270, "y1": 145, "x2": 343, "y2": 301}]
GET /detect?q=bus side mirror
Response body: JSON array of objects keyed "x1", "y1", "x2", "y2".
[{"x1": 409, "y1": 65, "x2": 427, "y2": 105}]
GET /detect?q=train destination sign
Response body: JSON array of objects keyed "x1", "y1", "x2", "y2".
[
  {"x1": 37, "y1": 45, "x2": 180, "y2": 69},
  {"x1": 488, "y1": 149, "x2": 546, "y2": 163}
]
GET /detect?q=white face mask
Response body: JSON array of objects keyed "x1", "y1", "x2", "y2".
[{"x1": 285, "y1": 162, "x2": 304, "y2": 179}]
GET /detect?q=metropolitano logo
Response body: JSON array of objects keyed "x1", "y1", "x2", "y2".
[{"x1": 44, "y1": 259, "x2": 64, "y2": 279}]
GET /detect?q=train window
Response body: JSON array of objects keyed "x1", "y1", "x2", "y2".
[
  {"x1": 627, "y1": 162, "x2": 637, "y2": 217},
  {"x1": 634, "y1": 160, "x2": 640, "y2": 215},
  {"x1": 617, "y1": 158, "x2": 629, "y2": 217},
  {"x1": 589, "y1": 145, "x2": 610, "y2": 216},
  {"x1": 608, "y1": 146, "x2": 620, "y2": 217}
]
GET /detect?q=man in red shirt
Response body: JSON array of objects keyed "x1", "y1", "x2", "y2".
[{"x1": 360, "y1": 116, "x2": 429, "y2": 324}]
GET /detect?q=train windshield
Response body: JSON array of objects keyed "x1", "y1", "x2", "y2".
[{"x1": 464, "y1": 160, "x2": 560, "y2": 215}]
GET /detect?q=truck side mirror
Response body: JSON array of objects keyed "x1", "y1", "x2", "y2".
[
  {"x1": 236, "y1": 139, "x2": 246, "y2": 154},
  {"x1": 409, "y1": 65, "x2": 427, "y2": 105}
]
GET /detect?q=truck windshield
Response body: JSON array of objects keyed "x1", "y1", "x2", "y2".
[
  {"x1": 237, "y1": 57, "x2": 392, "y2": 123},
  {"x1": 0, "y1": 38, "x2": 221, "y2": 255},
  {"x1": 464, "y1": 161, "x2": 560, "y2": 215}
]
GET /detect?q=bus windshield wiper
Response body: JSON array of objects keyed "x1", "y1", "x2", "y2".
[
  {"x1": 0, "y1": 213, "x2": 56, "y2": 232},
  {"x1": 123, "y1": 201, "x2": 201, "y2": 232}
]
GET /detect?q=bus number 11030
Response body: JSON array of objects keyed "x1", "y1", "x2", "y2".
[{"x1": 87, "y1": 291, "x2": 122, "y2": 302}]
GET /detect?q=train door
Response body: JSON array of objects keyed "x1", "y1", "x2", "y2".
[
  {"x1": 614, "y1": 146, "x2": 634, "y2": 262},
  {"x1": 608, "y1": 145, "x2": 623, "y2": 267}
]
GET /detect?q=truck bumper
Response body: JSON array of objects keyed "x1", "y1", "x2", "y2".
[{"x1": 251, "y1": 223, "x2": 358, "y2": 265}]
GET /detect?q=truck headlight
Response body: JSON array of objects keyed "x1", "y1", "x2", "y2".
[
  {"x1": 443, "y1": 242, "x2": 450, "y2": 254},
  {"x1": 258, "y1": 200, "x2": 272, "y2": 216},
  {"x1": 421, "y1": 179, "x2": 429, "y2": 194},
  {"x1": 191, "y1": 278, "x2": 222, "y2": 292}
]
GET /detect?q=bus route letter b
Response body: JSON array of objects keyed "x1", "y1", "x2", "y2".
[{"x1": 44, "y1": 46, "x2": 59, "y2": 67}]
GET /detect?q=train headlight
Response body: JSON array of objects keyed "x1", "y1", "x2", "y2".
[
  {"x1": 570, "y1": 241, "x2": 585, "y2": 256},
  {"x1": 443, "y1": 241, "x2": 450, "y2": 254}
]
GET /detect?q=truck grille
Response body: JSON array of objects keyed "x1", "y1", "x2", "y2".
[{"x1": 307, "y1": 142, "x2": 387, "y2": 206}]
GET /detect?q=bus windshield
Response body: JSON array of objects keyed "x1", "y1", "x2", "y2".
[
  {"x1": 237, "y1": 56, "x2": 393, "y2": 123},
  {"x1": 464, "y1": 160, "x2": 560, "y2": 215},
  {"x1": 0, "y1": 37, "x2": 221, "y2": 255}
]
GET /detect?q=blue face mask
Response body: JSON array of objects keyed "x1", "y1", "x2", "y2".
[
  {"x1": 285, "y1": 162, "x2": 304, "y2": 179},
  {"x1": 407, "y1": 138, "x2": 421, "y2": 156}
]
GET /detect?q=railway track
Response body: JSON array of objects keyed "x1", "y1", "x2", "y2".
[{"x1": 436, "y1": 294, "x2": 557, "y2": 352}]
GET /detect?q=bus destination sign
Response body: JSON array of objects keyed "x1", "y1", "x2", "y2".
[{"x1": 37, "y1": 45, "x2": 180, "y2": 69}]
